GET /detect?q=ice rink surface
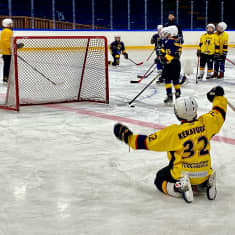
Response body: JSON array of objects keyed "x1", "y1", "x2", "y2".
[{"x1": 0, "y1": 49, "x2": 235, "y2": 235}]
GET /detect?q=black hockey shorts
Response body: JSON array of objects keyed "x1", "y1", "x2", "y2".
[
  {"x1": 162, "y1": 59, "x2": 181, "y2": 84},
  {"x1": 200, "y1": 53, "x2": 214, "y2": 70},
  {"x1": 154, "y1": 166, "x2": 177, "y2": 193}
]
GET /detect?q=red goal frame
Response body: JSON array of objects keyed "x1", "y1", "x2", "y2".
[{"x1": 0, "y1": 35, "x2": 109, "y2": 111}]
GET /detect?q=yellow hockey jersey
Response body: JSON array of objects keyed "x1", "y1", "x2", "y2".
[
  {"x1": 0, "y1": 28, "x2": 13, "y2": 55},
  {"x1": 128, "y1": 96, "x2": 227, "y2": 185},
  {"x1": 198, "y1": 33, "x2": 216, "y2": 55},
  {"x1": 214, "y1": 31, "x2": 228, "y2": 55}
]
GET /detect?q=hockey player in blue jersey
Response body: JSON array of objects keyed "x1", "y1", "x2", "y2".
[
  {"x1": 151, "y1": 25, "x2": 164, "y2": 75},
  {"x1": 108, "y1": 36, "x2": 128, "y2": 66},
  {"x1": 158, "y1": 26, "x2": 182, "y2": 103}
]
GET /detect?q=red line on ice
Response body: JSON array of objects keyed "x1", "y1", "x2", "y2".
[{"x1": 48, "y1": 104, "x2": 235, "y2": 146}]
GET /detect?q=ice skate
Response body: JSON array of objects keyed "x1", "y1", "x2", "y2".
[
  {"x1": 164, "y1": 94, "x2": 173, "y2": 104},
  {"x1": 218, "y1": 72, "x2": 224, "y2": 79},
  {"x1": 207, "y1": 171, "x2": 217, "y2": 200},
  {"x1": 211, "y1": 72, "x2": 218, "y2": 78},
  {"x1": 3, "y1": 77, "x2": 8, "y2": 83},
  {"x1": 206, "y1": 73, "x2": 213, "y2": 80},
  {"x1": 197, "y1": 74, "x2": 203, "y2": 81},
  {"x1": 174, "y1": 174, "x2": 193, "y2": 203}
]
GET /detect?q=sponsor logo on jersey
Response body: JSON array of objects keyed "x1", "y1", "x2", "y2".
[{"x1": 182, "y1": 160, "x2": 209, "y2": 169}]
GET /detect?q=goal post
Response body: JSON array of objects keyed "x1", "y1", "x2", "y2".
[{"x1": 0, "y1": 36, "x2": 109, "y2": 111}]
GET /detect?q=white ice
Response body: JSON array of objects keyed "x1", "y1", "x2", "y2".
[{"x1": 0, "y1": 49, "x2": 235, "y2": 235}]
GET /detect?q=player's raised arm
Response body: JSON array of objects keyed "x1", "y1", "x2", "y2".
[
  {"x1": 200, "y1": 86, "x2": 227, "y2": 138},
  {"x1": 113, "y1": 123, "x2": 179, "y2": 152}
]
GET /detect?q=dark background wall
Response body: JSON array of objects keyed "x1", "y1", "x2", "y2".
[{"x1": 0, "y1": 0, "x2": 234, "y2": 30}]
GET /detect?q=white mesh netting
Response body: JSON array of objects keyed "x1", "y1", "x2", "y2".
[{"x1": 4, "y1": 36, "x2": 109, "y2": 110}]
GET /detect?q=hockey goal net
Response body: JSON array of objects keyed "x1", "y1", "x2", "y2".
[{"x1": 0, "y1": 36, "x2": 109, "y2": 111}]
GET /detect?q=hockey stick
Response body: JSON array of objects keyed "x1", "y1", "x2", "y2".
[
  {"x1": 130, "y1": 63, "x2": 155, "y2": 83},
  {"x1": 128, "y1": 58, "x2": 143, "y2": 66},
  {"x1": 196, "y1": 56, "x2": 200, "y2": 84},
  {"x1": 129, "y1": 73, "x2": 161, "y2": 105},
  {"x1": 137, "y1": 70, "x2": 154, "y2": 79},
  {"x1": 228, "y1": 100, "x2": 235, "y2": 112},
  {"x1": 146, "y1": 49, "x2": 155, "y2": 61},
  {"x1": 226, "y1": 58, "x2": 235, "y2": 66},
  {"x1": 17, "y1": 55, "x2": 59, "y2": 86}
]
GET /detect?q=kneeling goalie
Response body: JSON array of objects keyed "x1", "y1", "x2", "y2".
[
  {"x1": 114, "y1": 86, "x2": 227, "y2": 203},
  {"x1": 108, "y1": 35, "x2": 128, "y2": 66}
]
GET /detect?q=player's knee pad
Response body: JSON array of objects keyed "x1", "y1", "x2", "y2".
[{"x1": 115, "y1": 54, "x2": 120, "y2": 59}]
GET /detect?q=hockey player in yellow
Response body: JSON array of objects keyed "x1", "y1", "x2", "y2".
[
  {"x1": 212, "y1": 22, "x2": 228, "y2": 79},
  {"x1": 0, "y1": 18, "x2": 13, "y2": 82},
  {"x1": 197, "y1": 24, "x2": 216, "y2": 80},
  {"x1": 114, "y1": 86, "x2": 227, "y2": 203}
]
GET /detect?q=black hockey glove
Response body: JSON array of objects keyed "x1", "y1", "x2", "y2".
[
  {"x1": 196, "y1": 50, "x2": 201, "y2": 57},
  {"x1": 123, "y1": 52, "x2": 128, "y2": 59},
  {"x1": 114, "y1": 123, "x2": 133, "y2": 144},
  {"x1": 207, "y1": 86, "x2": 224, "y2": 102},
  {"x1": 16, "y1": 43, "x2": 24, "y2": 49},
  {"x1": 154, "y1": 57, "x2": 160, "y2": 64},
  {"x1": 160, "y1": 55, "x2": 168, "y2": 64}
]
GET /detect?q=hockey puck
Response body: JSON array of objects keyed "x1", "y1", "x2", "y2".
[{"x1": 130, "y1": 105, "x2": 135, "y2": 108}]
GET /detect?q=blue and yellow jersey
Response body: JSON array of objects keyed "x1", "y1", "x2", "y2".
[
  {"x1": 110, "y1": 41, "x2": 126, "y2": 54},
  {"x1": 0, "y1": 28, "x2": 13, "y2": 55},
  {"x1": 151, "y1": 33, "x2": 162, "y2": 50},
  {"x1": 198, "y1": 33, "x2": 216, "y2": 55},
  {"x1": 161, "y1": 39, "x2": 182, "y2": 63},
  {"x1": 128, "y1": 96, "x2": 227, "y2": 185},
  {"x1": 214, "y1": 31, "x2": 228, "y2": 55}
]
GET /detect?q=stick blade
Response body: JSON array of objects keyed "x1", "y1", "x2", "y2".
[
  {"x1": 136, "y1": 62, "x2": 143, "y2": 66},
  {"x1": 130, "y1": 80, "x2": 140, "y2": 83}
]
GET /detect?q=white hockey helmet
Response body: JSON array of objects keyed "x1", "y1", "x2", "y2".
[
  {"x1": 217, "y1": 22, "x2": 227, "y2": 32},
  {"x1": 167, "y1": 25, "x2": 178, "y2": 37},
  {"x1": 161, "y1": 27, "x2": 171, "y2": 38},
  {"x1": 157, "y1": 24, "x2": 163, "y2": 31},
  {"x1": 174, "y1": 96, "x2": 198, "y2": 121},
  {"x1": 2, "y1": 18, "x2": 13, "y2": 28},
  {"x1": 206, "y1": 23, "x2": 215, "y2": 32}
]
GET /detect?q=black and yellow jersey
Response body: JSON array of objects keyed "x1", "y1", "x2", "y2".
[
  {"x1": 128, "y1": 96, "x2": 227, "y2": 185},
  {"x1": 214, "y1": 31, "x2": 228, "y2": 55},
  {"x1": 198, "y1": 33, "x2": 216, "y2": 55},
  {"x1": 110, "y1": 41, "x2": 126, "y2": 54},
  {"x1": 0, "y1": 28, "x2": 13, "y2": 55},
  {"x1": 151, "y1": 33, "x2": 162, "y2": 50},
  {"x1": 161, "y1": 39, "x2": 182, "y2": 63}
]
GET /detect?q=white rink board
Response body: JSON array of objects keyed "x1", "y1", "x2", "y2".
[
  {"x1": 0, "y1": 46, "x2": 235, "y2": 234},
  {"x1": 1, "y1": 29, "x2": 235, "y2": 47}
]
